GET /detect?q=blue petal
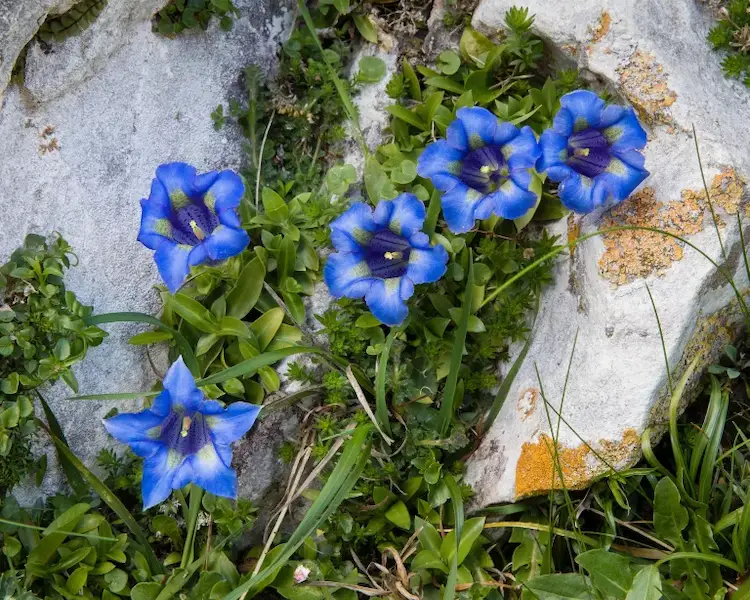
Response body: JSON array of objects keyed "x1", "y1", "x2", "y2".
[
  {"x1": 156, "y1": 163, "x2": 198, "y2": 201},
  {"x1": 205, "y1": 402, "x2": 261, "y2": 445},
  {"x1": 163, "y1": 357, "x2": 203, "y2": 411},
  {"x1": 329, "y1": 202, "x2": 377, "y2": 253},
  {"x1": 504, "y1": 126, "x2": 541, "y2": 170},
  {"x1": 142, "y1": 446, "x2": 183, "y2": 509},
  {"x1": 612, "y1": 147, "x2": 646, "y2": 170},
  {"x1": 138, "y1": 179, "x2": 173, "y2": 250},
  {"x1": 187, "y1": 243, "x2": 209, "y2": 267},
  {"x1": 488, "y1": 178, "x2": 538, "y2": 219},
  {"x1": 103, "y1": 410, "x2": 163, "y2": 458},
  {"x1": 552, "y1": 107, "x2": 574, "y2": 137},
  {"x1": 204, "y1": 170, "x2": 245, "y2": 213},
  {"x1": 558, "y1": 172, "x2": 603, "y2": 213},
  {"x1": 547, "y1": 164, "x2": 575, "y2": 181},
  {"x1": 509, "y1": 167, "x2": 532, "y2": 190},
  {"x1": 192, "y1": 442, "x2": 237, "y2": 499},
  {"x1": 417, "y1": 140, "x2": 464, "y2": 179},
  {"x1": 559, "y1": 90, "x2": 605, "y2": 132},
  {"x1": 446, "y1": 118, "x2": 469, "y2": 151},
  {"x1": 537, "y1": 130, "x2": 569, "y2": 176},
  {"x1": 440, "y1": 182, "x2": 485, "y2": 234},
  {"x1": 405, "y1": 239, "x2": 448, "y2": 284},
  {"x1": 154, "y1": 240, "x2": 192, "y2": 294},
  {"x1": 373, "y1": 193, "x2": 426, "y2": 238},
  {"x1": 597, "y1": 157, "x2": 649, "y2": 202},
  {"x1": 494, "y1": 121, "x2": 521, "y2": 146},
  {"x1": 603, "y1": 107, "x2": 648, "y2": 152},
  {"x1": 194, "y1": 170, "x2": 220, "y2": 195},
  {"x1": 365, "y1": 278, "x2": 409, "y2": 326},
  {"x1": 455, "y1": 107, "x2": 498, "y2": 149},
  {"x1": 324, "y1": 252, "x2": 374, "y2": 298},
  {"x1": 202, "y1": 225, "x2": 250, "y2": 261},
  {"x1": 598, "y1": 104, "x2": 626, "y2": 127}
]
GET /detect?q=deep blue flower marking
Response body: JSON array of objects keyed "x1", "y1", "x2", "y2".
[
  {"x1": 537, "y1": 90, "x2": 649, "y2": 213},
  {"x1": 324, "y1": 193, "x2": 449, "y2": 326},
  {"x1": 103, "y1": 357, "x2": 260, "y2": 509},
  {"x1": 416, "y1": 107, "x2": 541, "y2": 233},
  {"x1": 138, "y1": 162, "x2": 250, "y2": 293}
]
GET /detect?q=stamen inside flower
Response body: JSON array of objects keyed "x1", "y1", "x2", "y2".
[
  {"x1": 366, "y1": 230, "x2": 411, "y2": 279},
  {"x1": 181, "y1": 415, "x2": 192, "y2": 438},
  {"x1": 459, "y1": 145, "x2": 509, "y2": 194},
  {"x1": 189, "y1": 220, "x2": 206, "y2": 241},
  {"x1": 384, "y1": 251, "x2": 403, "y2": 260},
  {"x1": 566, "y1": 128, "x2": 612, "y2": 178}
]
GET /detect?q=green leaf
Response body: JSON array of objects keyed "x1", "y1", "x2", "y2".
[
  {"x1": 442, "y1": 476, "x2": 464, "y2": 600},
  {"x1": 402, "y1": 58, "x2": 422, "y2": 101},
  {"x1": 523, "y1": 574, "x2": 595, "y2": 599},
  {"x1": 249, "y1": 307, "x2": 284, "y2": 351},
  {"x1": 66, "y1": 566, "x2": 88, "y2": 594},
  {"x1": 385, "y1": 105, "x2": 428, "y2": 130},
  {"x1": 375, "y1": 330, "x2": 395, "y2": 436},
  {"x1": 262, "y1": 187, "x2": 289, "y2": 222},
  {"x1": 390, "y1": 159, "x2": 417, "y2": 184},
  {"x1": 48, "y1": 435, "x2": 163, "y2": 574},
  {"x1": 358, "y1": 56, "x2": 386, "y2": 83},
  {"x1": 626, "y1": 566, "x2": 662, "y2": 600},
  {"x1": 575, "y1": 549, "x2": 632, "y2": 599},
  {"x1": 132, "y1": 582, "x2": 162, "y2": 600},
  {"x1": 411, "y1": 549, "x2": 448, "y2": 573},
  {"x1": 151, "y1": 515, "x2": 183, "y2": 549},
  {"x1": 326, "y1": 164, "x2": 357, "y2": 195},
  {"x1": 364, "y1": 156, "x2": 398, "y2": 203},
  {"x1": 169, "y1": 293, "x2": 218, "y2": 333},
  {"x1": 1, "y1": 372, "x2": 19, "y2": 394},
  {"x1": 414, "y1": 516, "x2": 441, "y2": 553},
  {"x1": 514, "y1": 170, "x2": 544, "y2": 231},
  {"x1": 197, "y1": 346, "x2": 321, "y2": 387},
  {"x1": 227, "y1": 257, "x2": 266, "y2": 319},
  {"x1": 53, "y1": 338, "x2": 71, "y2": 361},
  {"x1": 277, "y1": 236, "x2": 297, "y2": 282},
  {"x1": 385, "y1": 501, "x2": 411, "y2": 530},
  {"x1": 352, "y1": 14, "x2": 378, "y2": 43},
  {"x1": 653, "y1": 477, "x2": 688, "y2": 546},
  {"x1": 129, "y1": 330, "x2": 173, "y2": 345},
  {"x1": 459, "y1": 27, "x2": 496, "y2": 65},
  {"x1": 0, "y1": 402, "x2": 19, "y2": 428},
  {"x1": 356, "y1": 313, "x2": 381, "y2": 328},
  {"x1": 423, "y1": 76, "x2": 464, "y2": 94},
  {"x1": 440, "y1": 516, "x2": 485, "y2": 566},
  {"x1": 437, "y1": 50, "x2": 461, "y2": 75},
  {"x1": 28, "y1": 503, "x2": 90, "y2": 565}
]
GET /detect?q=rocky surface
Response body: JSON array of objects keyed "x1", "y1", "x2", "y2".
[
  {"x1": 0, "y1": 0, "x2": 296, "y2": 503},
  {"x1": 465, "y1": 0, "x2": 750, "y2": 506}
]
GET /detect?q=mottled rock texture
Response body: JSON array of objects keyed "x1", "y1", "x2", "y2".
[{"x1": 466, "y1": 0, "x2": 750, "y2": 505}]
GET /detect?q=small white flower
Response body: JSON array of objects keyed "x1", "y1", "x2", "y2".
[{"x1": 293, "y1": 565, "x2": 311, "y2": 584}]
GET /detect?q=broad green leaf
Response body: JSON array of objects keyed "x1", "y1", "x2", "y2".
[
  {"x1": 151, "y1": 515, "x2": 183, "y2": 549},
  {"x1": 653, "y1": 477, "x2": 688, "y2": 546},
  {"x1": 364, "y1": 156, "x2": 398, "y2": 203},
  {"x1": 385, "y1": 501, "x2": 411, "y2": 530},
  {"x1": 358, "y1": 56, "x2": 386, "y2": 83},
  {"x1": 575, "y1": 549, "x2": 632, "y2": 599},
  {"x1": 249, "y1": 307, "x2": 284, "y2": 351},
  {"x1": 219, "y1": 316, "x2": 253, "y2": 339},
  {"x1": 50, "y1": 546, "x2": 92, "y2": 572},
  {"x1": 626, "y1": 566, "x2": 662, "y2": 600},
  {"x1": 227, "y1": 257, "x2": 266, "y2": 319},
  {"x1": 459, "y1": 27, "x2": 495, "y2": 65},
  {"x1": 0, "y1": 402, "x2": 19, "y2": 428},
  {"x1": 402, "y1": 58, "x2": 421, "y2": 101},
  {"x1": 385, "y1": 105, "x2": 428, "y2": 130},
  {"x1": 411, "y1": 549, "x2": 448, "y2": 573},
  {"x1": 523, "y1": 573, "x2": 595, "y2": 599},
  {"x1": 1, "y1": 372, "x2": 18, "y2": 394},
  {"x1": 28, "y1": 503, "x2": 90, "y2": 565},
  {"x1": 437, "y1": 50, "x2": 461, "y2": 75},
  {"x1": 414, "y1": 516, "x2": 441, "y2": 553},
  {"x1": 440, "y1": 516, "x2": 485, "y2": 566},
  {"x1": 424, "y1": 76, "x2": 464, "y2": 94},
  {"x1": 352, "y1": 14, "x2": 378, "y2": 43},
  {"x1": 54, "y1": 338, "x2": 71, "y2": 361},
  {"x1": 262, "y1": 187, "x2": 289, "y2": 222},
  {"x1": 390, "y1": 159, "x2": 417, "y2": 184},
  {"x1": 168, "y1": 293, "x2": 218, "y2": 333},
  {"x1": 356, "y1": 313, "x2": 381, "y2": 328},
  {"x1": 514, "y1": 170, "x2": 544, "y2": 231},
  {"x1": 277, "y1": 236, "x2": 297, "y2": 282},
  {"x1": 132, "y1": 582, "x2": 162, "y2": 600},
  {"x1": 2, "y1": 536, "x2": 21, "y2": 558},
  {"x1": 66, "y1": 566, "x2": 88, "y2": 594}
]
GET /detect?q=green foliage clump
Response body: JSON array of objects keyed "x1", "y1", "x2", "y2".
[
  {"x1": 0, "y1": 234, "x2": 105, "y2": 492},
  {"x1": 37, "y1": 0, "x2": 108, "y2": 43},
  {"x1": 152, "y1": 0, "x2": 239, "y2": 35},
  {"x1": 708, "y1": 0, "x2": 750, "y2": 85}
]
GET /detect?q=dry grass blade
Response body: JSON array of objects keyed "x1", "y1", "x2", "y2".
[{"x1": 346, "y1": 365, "x2": 394, "y2": 445}]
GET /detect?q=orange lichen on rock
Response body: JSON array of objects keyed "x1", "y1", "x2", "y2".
[
  {"x1": 598, "y1": 169, "x2": 747, "y2": 285},
  {"x1": 590, "y1": 11, "x2": 611, "y2": 45},
  {"x1": 616, "y1": 50, "x2": 677, "y2": 127},
  {"x1": 515, "y1": 428, "x2": 640, "y2": 498}
]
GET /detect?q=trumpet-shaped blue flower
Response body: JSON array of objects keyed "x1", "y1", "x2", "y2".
[
  {"x1": 103, "y1": 357, "x2": 260, "y2": 509},
  {"x1": 537, "y1": 90, "x2": 649, "y2": 213},
  {"x1": 138, "y1": 162, "x2": 250, "y2": 293},
  {"x1": 324, "y1": 193, "x2": 448, "y2": 326},
  {"x1": 416, "y1": 106, "x2": 541, "y2": 234}
]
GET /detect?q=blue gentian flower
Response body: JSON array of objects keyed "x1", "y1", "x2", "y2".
[
  {"x1": 416, "y1": 106, "x2": 541, "y2": 234},
  {"x1": 103, "y1": 357, "x2": 260, "y2": 509},
  {"x1": 537, "y1": 90, "x2": 649, "y2": 212},
  {"x1": 324, "y1": 193, "x2": 448, "y2": 326},
  {"x1": 138, "y1": 162, "x2": 250, "y2": 293}
]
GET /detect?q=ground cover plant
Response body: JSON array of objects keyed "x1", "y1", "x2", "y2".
[{"x1": 2, "y1": 1, "x2": 750, "y2": 600}]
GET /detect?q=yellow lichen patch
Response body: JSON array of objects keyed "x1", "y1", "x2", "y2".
[
  {"x1": 515, "y1": 428, "x2": 640, "y2": 498},
  {"x1": 598, "y1": 169, "x2": 747, "y2": 285},
  {"x1": 517, "y1": 388, "x2": 539, "y2": 421},
  {"x1": 616, "y1": 50, "x2": 678, "y2": 128},
  {"x1": 590, "y1": 11, "x2": 611, "y2": 46}
]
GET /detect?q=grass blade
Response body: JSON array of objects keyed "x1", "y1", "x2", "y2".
[
  {"x1": 0, "y1": 517, "x2": 117, "y2": 542},
  {"x1": 439, "y1": 251, "x2": 473, "y2": 436},
  {"x1": 375, "y1": 330, "x2": 396, "y2": 435},
  {"x1": 196, "y1": 346, "x2": 321, "y2": 387},
  {"x1": 221, "y1": 425, "x2": 372, "y2": 600},
  {"x1": 66, "y1": 391, "x2": 159, "y2": 401},
  {"x1": 37, "y1": 392, "x2": 87, "y2": 497},
  {"x1": 669, "y1": 357, "x2": 699, "y2": 496},
  {"x1": 86, "y1": 311, "x2": 200, "y2": 376},
  {"x1": 443, "y1": 475, "x2": 464, "y2": 600},
  {"x1": 45, "y1": 432, "x2": 164, "y2": 574}
]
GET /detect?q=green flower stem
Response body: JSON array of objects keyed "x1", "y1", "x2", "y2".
[{"x1": 181, "y1": 484, "x2": 204, "y2": 569}]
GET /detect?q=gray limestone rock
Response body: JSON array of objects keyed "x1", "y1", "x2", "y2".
[
  {"x1": 465, "y1": 0, "x2": 750, "y2": 506},
  {"x1": 1, "y1": 0, "x2": 295, "y2": 504}
]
